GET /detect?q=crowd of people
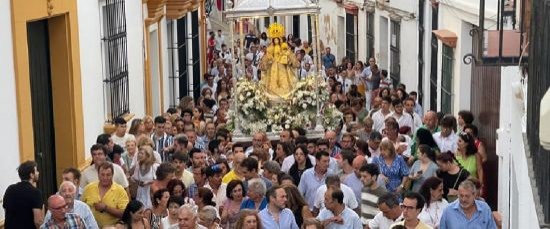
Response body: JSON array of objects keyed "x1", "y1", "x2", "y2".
[{"x1": 2, "y1": 27, "x2": 502, "y2": 229}]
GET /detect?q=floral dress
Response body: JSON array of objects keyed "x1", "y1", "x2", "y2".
[{"x1": 372, "y1": 155, "x2": 409, "y2": 193}]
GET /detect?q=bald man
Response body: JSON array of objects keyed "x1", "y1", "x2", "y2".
[
  {"x1": 245, "y1": 132, "x2": 274, "y2": 158},
  {"x1": 42, "y1": 194, "x2": 86, "y2": 228},
  {"x1": 43, "y1": 181, "x2": 99, "y2": 228},
  {"x1": 410, "y1": 110, "x2": 441, "y2": 160}
]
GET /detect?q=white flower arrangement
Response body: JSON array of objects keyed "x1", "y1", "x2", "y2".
[
  {"x1": 322, "y1": 104, "x2": 343, "y2": 131},
  {"x1": 235, "y1": 79, "x2": 267, "y2": 121},
  {"x1": 290, "y1": 76, "x2": 323, "y2": 113},
  {"x1": 231, "y1": 75, "x2": 341, "y2": 133}
]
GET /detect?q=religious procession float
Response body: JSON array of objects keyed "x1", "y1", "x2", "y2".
[{"x1": 223, "y1": 0, "x2": 342, "y2": 139}]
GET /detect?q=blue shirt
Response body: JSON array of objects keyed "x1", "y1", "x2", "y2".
[
  {"x1": 322, "y1": 54, "x2": 336, "y2": 69},
  {"x1": 342, "y1": 173, "x2": 363, "y2": 203},
  {"x1": 258, "y1": 207, "x2": 299, "y2": 229},
  {"x1": 317, "y1": 207, "x2": 363, "y2": 229},
  {"x1": 439, "y1": 199, "x2": 496, "y2": 229},
  {"x1": 43, "y1": 200, "x2": 99, "y2": 229},
  {"x1": 372, "y1": 155, "x2": 409, "y2": 193},
  {"x1": 298, "y1": 167, "x2": 334, "y2": 210},
  {"x1": 240, "y1": 197, "x2": 267, "y2": 210}
]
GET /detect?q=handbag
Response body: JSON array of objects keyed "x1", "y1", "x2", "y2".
[{"x1": 447, "y1": 168, "x2": 464, "y2": 202}]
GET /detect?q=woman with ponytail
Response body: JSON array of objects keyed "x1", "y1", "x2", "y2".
[{"x1": 435, "y1": 152, "x2": 470, "y2": 202}]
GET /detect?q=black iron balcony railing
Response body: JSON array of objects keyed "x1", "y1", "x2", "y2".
[{"x1": 463, "y1": 0, "x2": 529, "y2": 66}]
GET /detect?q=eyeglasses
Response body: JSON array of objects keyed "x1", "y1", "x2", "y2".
[{"x1": 400, "y1": 204, "x2": 417, "y2": 210}]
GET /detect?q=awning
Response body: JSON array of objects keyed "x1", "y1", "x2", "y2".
[{"x1": 432, "y1": 29, "x2": 458, "y2": 48}]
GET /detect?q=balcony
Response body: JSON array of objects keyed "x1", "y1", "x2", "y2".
[{"x1": 464, "y1": 0, "x2": 529, "y2": 66}]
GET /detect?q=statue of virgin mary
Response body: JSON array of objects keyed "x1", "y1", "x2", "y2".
[{"x1": 259, "y1": 23, "x2": 300, "y2": 100}]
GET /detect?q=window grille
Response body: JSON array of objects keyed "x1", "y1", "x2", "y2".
[{"x1": 102, "y1": 0, "x2": 129, "y2": 121}]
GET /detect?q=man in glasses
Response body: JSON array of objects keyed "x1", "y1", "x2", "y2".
[
  {"x1": 367, "y1": 193, "x2": 403, "y2": 229},
  {"x1": 390, "y1": 192, "x2": 432, "y2": 229},
  {"x1": 42, "y1": 194, "x2": 86, "y2": 228}
]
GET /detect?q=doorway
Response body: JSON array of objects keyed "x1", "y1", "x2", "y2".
[{"x1": 27, "y1": 19, "x2": 57, "y2": 200}]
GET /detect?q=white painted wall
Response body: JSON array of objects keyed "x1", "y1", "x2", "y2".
[
  {"x1": 398, "y1": 19, "x2": 419, "y2": 90},
  {"x1": 126, "y1": 1, "x2": 146, "y2": 116},
  {"x1": 318, "y1": 0, "x2": 343, "y2": 61},
  {"x1": 0, "y1": 0, "x2": 25, "y2": 220},
  {"x1": 77, "y1": 0, "x2": 105, "y2": 159},
  {"x1": 496, "y1": 66, "x2": 541, "y2": 229},
  {"x1": 160, "y1": 16, "x2": 171, "y2": 112},
  {"x1": 78, "y1": 0, "x2": 146, "y2": 158}
]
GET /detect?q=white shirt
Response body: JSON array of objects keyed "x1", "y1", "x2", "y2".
[
  {"x1": 433, "y1": 131, "x2": 459, "y2": 153},
  {"x1": 219, "y1": 51, "x2": 232, "y2": 64},
  {"x1": 111, "y1": 133, "x2": 135, "y2": 149},
  {"x1": 372, "y1": 110, "x2": 393, "y2": 132},
  {"x1": 215, "y1": 35, "x2": 225, "y2": 51},
  {"x1": 313, "y1": 184, "x2": 359, "y2": 210},
  {"x1": 204, "y1": 182, "x2": 228, "y2": 212},
  {"x1": 281, "y1": 154, "x2": 316, "y2": 173},
  {"x1": 409, "y1": 112, "x2": 423, "y2": 133},
  {"x1": 342, "y1": 78, "x2": 354, "y2": 94},
  {"x1": 382, "y1": 135, "x2": 412, "y2": 157},
  {"x1": 392, "y1": 112, "x2": 414, "y2": 132},
  {"x1": 81, "y1": 163, "x2": 129, "y2": 188},
  {"x1": 368, "y1": 212, "x2": 404, "y2": 229},
  {"x1": 317, "y1": 207, "x2": 363, "y2": 229},
  {"x1": 419, "y1": 200, "x2": 449, "y2": 228}
]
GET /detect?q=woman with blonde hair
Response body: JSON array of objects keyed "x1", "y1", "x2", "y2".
[
  {"x1": 132, "y1": 145, "x2": 159, "y2": 209},
  {"x1": 143, "y1": 115, "x2": 155, "y2": 136},
  {"x1": 372, "y1": 139, "x2": 409, "y2": 194},
  {"x1": 234, "y1": 209, "x2": 262, "y2": 229},
  {"x1": 281, "y1": 184, "x2": 313, "y2": 227},
  {"x1": 129, "y1": 118, "x2": 146, "y2": 138}
]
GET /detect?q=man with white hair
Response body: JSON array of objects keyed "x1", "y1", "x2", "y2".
[
  {"x1": 178, "y1": 204, "x2": 207, "y2": 229},
  {"x1": 439, "y1": 180, "x2": 496, "y2": 229},
  {"x1": 43, "y1": 181, "x2": 99, "y2": 228}
]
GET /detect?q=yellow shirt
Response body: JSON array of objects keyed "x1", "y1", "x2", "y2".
[
  {"x1": 81, "y1": 181, "x2": 129, "y2": 228},
  {"x1": 222, "y1": 170, "x2": 242, "y2": 184},
  {"x1": 390, "y1": 220, "x2": 433, "y2": 229}
]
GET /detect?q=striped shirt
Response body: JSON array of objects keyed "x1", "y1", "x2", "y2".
[
  {"x1": 361, "y1": 185, "x2": 387, "y2": 225},
  {"x1": 41, "y1": 213, "x2": 85, "y2": 229}
]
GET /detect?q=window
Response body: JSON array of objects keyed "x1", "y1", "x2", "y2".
[
  {"x1": 345, "y1": 13, "x2": 356, "y2": 63},
  {"x1": 168, "y1": 18, "x2": 190, "y2": 108},
  {"x1": 441, "y1": 45, "x2": 453, "y2": 113},
  {"x1": 293, "y1": 15, "x2": 300, "y2": 38},
  {"x1": 366, "y1": 12, "x2": 375, "y2": 59},
  {"x1": 307, "y1": 15, "x2": 312, "y2": 43},
  {"x1": 264, "y1": 17, "x2": 270, "y2": 29},
  {"x1": 101, "y1": 0, "x2": 129, "y2": 121},
  {"x1": 390, "y1": 20, "x2": 400, "y2": 86}
]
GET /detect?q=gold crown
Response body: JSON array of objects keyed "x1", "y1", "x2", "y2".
[{"x1": 267, "y1": 23, "x2": 285, "y2": 38}]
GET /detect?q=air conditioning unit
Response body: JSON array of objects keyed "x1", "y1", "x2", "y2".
[{"x1": 540, "y1": 87, "x2": 550, "y2": 150}]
